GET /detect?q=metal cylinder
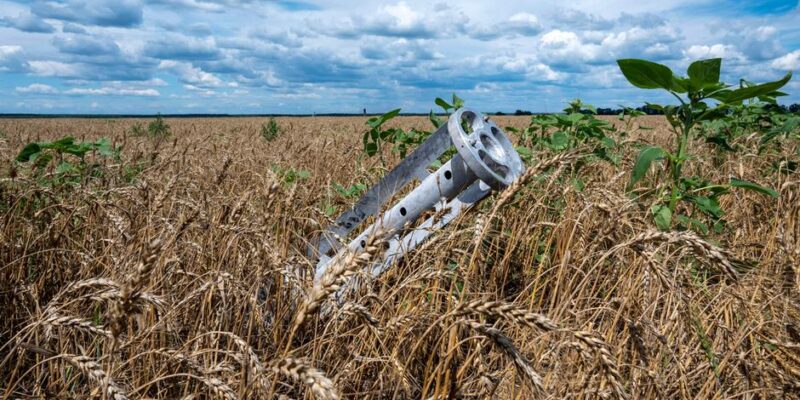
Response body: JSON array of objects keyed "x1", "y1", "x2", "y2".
[{"x1": 314, "y1": 152, "x2": 477, "y2": 279}]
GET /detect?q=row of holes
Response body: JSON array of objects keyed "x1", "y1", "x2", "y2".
[{"x1": 359, "y1": 167, "x2": 453, "y2": 249}]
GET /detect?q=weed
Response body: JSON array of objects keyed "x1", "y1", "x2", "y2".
[
  {"x1": 618, "y1": 57, "x2": 789, "y2": 231},
  {"x1": 261, "y1": 117, "x2": 281, "y2": 141}
]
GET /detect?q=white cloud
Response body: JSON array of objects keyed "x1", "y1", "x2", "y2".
[
  {"x1": 64, "y1": 87, "x2": 160, "y2": 96},
  {"x1": 16, "y1": 83, "x2": 160, "y2": 96},
  {"x1": 16, "y1": 83, "x2": 59, "y2": 94},
  {"x1": 0, "y1": 45, "x2": 25, "y2": 72},
  {"x1": 0, "y1": 45, "x2": 23, "y2": 59},
  {"x1": 312, "y1": 1, "x2": 468, "y2": 39},
  {"x1": 159, "y1": 60, "x2": 224, "y2": 87},
  {"x1": 772, "y1": 50, "x2": 800, "y2": 70},
  {"x1": 684, "y1": 44, "x2": 745, "y2": 62},
  {"x1": 27, "y1": 60, "x2": 82, "y2": 77}
]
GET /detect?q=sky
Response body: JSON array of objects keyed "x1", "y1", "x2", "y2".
[{"x1": 0, "y1": 0, "x2": 799, "y2": 114}]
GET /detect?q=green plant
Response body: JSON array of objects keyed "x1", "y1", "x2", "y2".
[
  {"x1": 270, "y1": 164, "x2": 310, "y2": 185},
  {"x1": 261, "y1": 118, "x2": 281, "y2": 141},
  {"x1": 362, "y1": 94, "x2": 464, "y2": 164},
  {"x1": 147, "y1": 114, "x2": 171, "y2": 138},
  {"x1": 16, "y1": 136, "x2": 121, "y2": 185},
  {"x1": 129, "y1": 122, "x2": 147, "y2": 137},
  {"x1": 618, "y1": 57, "x2": 789, "y2": 231},
  {"x1": 332, "y1": 182, "x2": 367, "y2": 200},
  {"x1": 507, "y1": 99, "x2": 620, "y2": 164},
  {"x1": 617, "y1": 106, "x2": 648, "y2": 134}
]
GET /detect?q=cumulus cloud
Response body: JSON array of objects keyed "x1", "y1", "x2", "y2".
[
  {"x1": 145, "y1": 36, "x2": 222, "y2": 60},
  {"x1": 53, "y1": 35, "x2": 120, "y2": 56},
  {"x1": 772, "y1": 50, "x2": 800, "y2": 70},
  {"x1": 16, "y1": 83, "x2": 59, "y2": 94},
  {"x1": 684, "y1": 44, "x2": 745, "y2": 62},
  {"x1": 64, "y1": 87, "x2": 160, "y2": 96},
  {"x1": 159, "y1": 60, "x2": 225, "y2": 87},
  {"x1": 62, "y1": 23, "x2": 87, "y2": 34},
  {"x1": 249, "y1": 29, "x2": 305, "y2": 48},
  {"x1": 313, "y1": 1, "x2": 468, "y2": 39},
  {"x1": 27, "y1": 60, "x2": 82, "y2": 77},
  {"x1": 1, "y1": 12, "x2": 55, "y2": 33},
  {"x1": 723, "y1": 25, "x2": 783, "y2": 61},
  {"x1": 0, "y1": 45, "x2": 26, "y2": 72},
  {"x1": 470, "y1": 12, "x2": 542, "y2": 40},
  {"x1": 360, "y1": 39, "x2": 441, "y2": 63},
  {"x1": 31, "y1": 0, "x2": 143, "y2": 27},
  {"x1": 16, "y1": 83, "x2": 160, "y2": 96},
  {"x1": 537, "y1": 23, "x2": 682, "y2": 71}
]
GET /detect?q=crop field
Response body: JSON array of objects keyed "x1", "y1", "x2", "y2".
[{"x1": 1, "y1": 101, "x2": 799, "y2": 399}]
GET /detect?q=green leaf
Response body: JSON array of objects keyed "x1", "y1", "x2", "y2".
[
  {"x1": 671, "y1": 76, "x2": 689, "y2": 93},
  {"x1": 617, "y1": 59, "x2": 677, "y2": 91},
  {"x1": 548, "y1": 131, "x2": 569, "y2": 150},
  {"x1": 651, "y1": 204, "x2": 672, "y2": 231},
  {"x1": 730, "y1": 178, "x2": 778, "y2": 197},
  {"x1": 17, "y1": 142, "x2": 42, "y2": 162},
  {"x1": 429, "y1": 110, "x2": 442, "y2": 129},
  {"x1": 630, "y1": 146, "x2": 665, "y2": 187},
  {"x1": 677, "y1": 214, "x2": 709, "y2": 235},
  {"x1": 55, "y1": 161, "x2": 76, "y2": 175},
  {"x1": 572, "y1": 178, "x2": 585, "y2": 192},
  {"x1": 564, "y1": 112, "x2": 584, "y2": 124},
  {"x1": 378, "y1": 108, "x2": 401, "y2": 125},
  {"x1": 452, "y1": 93, "x2": 464, "y2": 109},
  {"x1": 514, "y1": 145, "x2": 532, "y2": 162},
  {"x1": 705, "y1": 135, "x2": 735, "y2": 152},
  {"x1": 687, "y1": 58, "x2": 721, "y2": 89},
  {"x1": 435, "y1": 97, "x2": 452, "y2": 111},
  {"x1": 43, "y1": 136, "x2": 75, "y2": 151},
  {"x1": 364, "y1": 142, "x2": 378, "y2": 157},
  {"x1": 714, "y1": 73, "x2": 792, "y2": 104},
  {"x1": 686, "y1": 196, "x2": 723, "y2": 218}
]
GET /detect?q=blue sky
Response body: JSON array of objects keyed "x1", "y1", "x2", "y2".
[{"x1": 0, "y1": 0, "x2": 798, "y2": 114}]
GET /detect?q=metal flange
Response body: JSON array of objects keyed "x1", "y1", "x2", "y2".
[{"x1": 448, "y1": 108, "x2": 524, "y2": 189}]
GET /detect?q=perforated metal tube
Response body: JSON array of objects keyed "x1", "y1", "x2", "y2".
[{"x1": 314, "y1": 153, "x2": 476, "y2": 279}]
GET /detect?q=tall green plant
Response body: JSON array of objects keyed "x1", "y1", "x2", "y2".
[
  {"x1": 16, "y1": 136, "x2": 121, "y2": 185},
  {"x1": 618, "y1": 58, "x2": 789, "y2": 231}
]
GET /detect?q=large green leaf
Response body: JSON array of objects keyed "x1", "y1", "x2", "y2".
[
  {"x1": 730, "y1": 178, "x2": 778, "y2": 197},
  {"x1": 435, "y1": 97, "x2": 452, "y2": 111},
  {"x1": 16, "y1": 142, "x2": 42, "y2": 162},
  {"x1": 548, "y1": 131, "x2": 569, "y2": 151},
  {"x1": 378, "y1": 108, "x2": 401, "y2": 125},
  {"x1": 714, "y1": 73, "x2": 792, "y2": 104},
  {"x1": 651, "y1": 204, "x2": 672, "y2": 231},
  {"x1": 42, "y1": 136, "x2": 75, "y2": 151},
  {"x1": 630, "y1": 146, "x2": 665, "y2": 187},
  {"x1": 687, "y1": 58, "x2": 721, "y2": 89},
  {"x1": 617, "y1": 59, "x2": 676, "y2": 91}
]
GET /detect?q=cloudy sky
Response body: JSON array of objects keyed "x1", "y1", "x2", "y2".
[{"x1": 0, "y1": 0, "x2": 798, "y2": 114}]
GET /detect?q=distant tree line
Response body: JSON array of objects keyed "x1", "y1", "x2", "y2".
[
  {"x1": 495, "y1": 103, "x2": 800, "y2": 116},
  {"x1": 595, "y1": 103, "x2": 800, "y2": 115}
]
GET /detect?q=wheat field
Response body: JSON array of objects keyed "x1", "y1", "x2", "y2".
[{"x1": 1, "y1": 115, "x2": 798, "y2": 399}]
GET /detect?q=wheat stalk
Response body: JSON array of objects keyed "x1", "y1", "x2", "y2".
[
  {"x1": 271, "y1": 357, "x2": 340, "y2": 400},
  {"x1": 459, "y1": 318, "x2": 544, "y2": 394},
  {"x1": 62, "y1": 354, "x2": 128, "y2": 400}
]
